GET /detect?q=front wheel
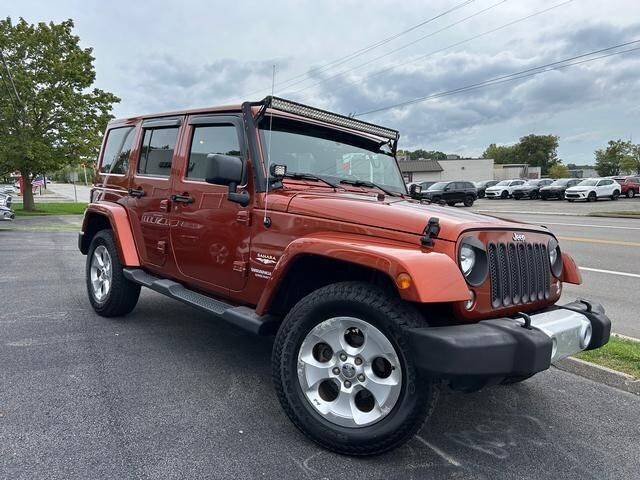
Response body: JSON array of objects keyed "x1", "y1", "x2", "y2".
[
  {"x1": 86, "y1": 230, "x2": 141, "y2": 317},
  {"x1": 627, "y1": 189, "x2": 635, "y2": 198},
  {"x1": 501, "y1": 190, "x2": 509, "y2": 199},
  {"x1": 272, "y1": 282, "x2": 438, "y2": 456},
  {"x1": 588, "y1": 191, "x2": 597, "y2": 202}
]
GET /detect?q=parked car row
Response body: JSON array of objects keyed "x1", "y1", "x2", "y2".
[
  {"x1": 0, "y1": 192, "x2": 14, "y2": 220},
  {"x1": 480, "y1": 175, "x2": 640, "y2": 202}
]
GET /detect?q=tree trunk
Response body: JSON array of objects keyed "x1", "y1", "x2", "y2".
[{"x1": 21, "y1": 171, "x2": 35, "y2": 211}]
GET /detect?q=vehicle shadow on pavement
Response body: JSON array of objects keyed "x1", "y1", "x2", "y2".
[{"x1": 98, "y1": 291, "x2": 637, "y2": 480}]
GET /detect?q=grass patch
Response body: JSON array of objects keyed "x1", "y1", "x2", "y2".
[
  {"x1": 589, "y1": 211, "x2": 640, "y2": 218},
  {"x1": 13, "y1": 202, "x2": 87, "y2": 216},
  {"x1": 575, "y1": 336, "x2": 640, "y2": 378}
]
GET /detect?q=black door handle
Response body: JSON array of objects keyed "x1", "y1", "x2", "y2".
[
  {"x1": 128, "y1": 188, "x2": 145, "y2": 198},
  {"x1": 171, "y1": 194, "x2": 194, "y2": 204}
]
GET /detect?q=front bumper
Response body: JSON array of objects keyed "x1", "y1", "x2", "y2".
[
  {"x1": 408, "y1": 299, "x2": 610, "y2": 378},
  {"x1": 512, "y1": 190, "x2": 533, "y2": 198},
  {"x1": 565, "y1": 191, "x2": 588, "y2": 200}
]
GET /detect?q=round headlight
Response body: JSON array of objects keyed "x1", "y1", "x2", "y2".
[
  {"x1": 548, "y1": 238, "x2": 562, "y2": 277},
  {"x1": 460, "y1": 244, "x2": 476, "y2": 276}
]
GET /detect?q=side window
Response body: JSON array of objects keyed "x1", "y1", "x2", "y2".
[
  {"x1": 100, "y1": 127, "x2": 135, "y2": 174},
  {"x1": 632, "y1": 177, "x2": 640, "y2": 183},
  {"x1": 599, "y1": 179, "x2": 611, "y2": 186},
  {"x1": 137, "y1": 127, "x2": 179, "y2": 177},
  {"x1": 187, "y1": 125, "x2": 241, "y2": 181}
]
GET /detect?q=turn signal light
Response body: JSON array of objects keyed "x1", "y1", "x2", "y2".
[{"x1": 396, "y1": 273, "x2": 412, "y2": 290}]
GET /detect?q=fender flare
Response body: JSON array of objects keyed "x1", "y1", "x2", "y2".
[
  {"x1": 560, "y1": 252, "x2": 582, "y2": 285},
  {"x1": 80, "y1": 203, "x2": 141, "y2": 266},
  {"x1": 255, "y1": 233, "x2": 470, "y2": 315}
]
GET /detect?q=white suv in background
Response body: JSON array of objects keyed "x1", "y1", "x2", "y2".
[
  {"x1": 484, "y1": 179, "x2": 526, "y2": 199},
  {"x1": 564, "y1": 178, "x2": 620, "y2": 202}
]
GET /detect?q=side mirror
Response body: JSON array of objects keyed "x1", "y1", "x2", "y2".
[
  {"x1": 444, "y1": 186, "x2": 450, "y2": 191},
  {"x1": 205, "y1": 154, "x2": 249, "y2": 206},
  {"x1": 409, "y1": 184, "x2": 422, "y2": 198}
]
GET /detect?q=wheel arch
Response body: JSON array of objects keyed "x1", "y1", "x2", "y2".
[
  {"x1": 79, "y1": 203, "x2": 140, "y2": 266},
  {"x1": 255, "y1": 233, "x2": 470, "y2": 316}
]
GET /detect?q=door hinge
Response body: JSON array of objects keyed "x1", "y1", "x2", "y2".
[
  {"x1": 157, "y1": 240, "x2": 167, "y2": 254},
  {"x1": 233, "y1": 260, "x2": 249, "y2": 276},
  {"x1": 236, "y1": 210, "x2": 251, "y2": 226}
]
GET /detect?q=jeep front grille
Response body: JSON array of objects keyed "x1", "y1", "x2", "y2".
[{"x1": 487, "y1": 241, "x2": 550, "y2": 308}]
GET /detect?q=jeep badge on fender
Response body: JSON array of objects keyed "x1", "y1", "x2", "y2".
[{"x1": 78, "y1": 96, "x2": 611, "y2": 456}]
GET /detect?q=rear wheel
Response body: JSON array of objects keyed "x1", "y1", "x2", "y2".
[
  {"x1": 272, "y1": 282, "x2": 438, "y2": 456},
  {"x1": 86, "y1": 230, "x2": 141, "y2": 317},
  {"x1": 463, "y1": 195, "x2": 474, "y2": 207},
  {"x1": 611, "y1": 190, "x2": 620, "y2": 200}
]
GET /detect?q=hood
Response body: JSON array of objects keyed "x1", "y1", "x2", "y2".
[
  {"x1": 566, "y1": 186, "x2": 586, "y2": 192},
  {"x1": 513, "y1": 185, "x2": 534, "y2": 191},
  {"x1": 284, "y1": 190, "x2": 548, "y2": 241},
  {"x1": 485, "y1": 185, "x2": 506, "y2": 191}
]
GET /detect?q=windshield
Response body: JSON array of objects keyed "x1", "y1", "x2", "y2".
[
  {"x1": 551, "y1": 179, "x2": 569, "y2": 186},
  {"x1": 578, "y1": 179, "x2": 598, "y2": 186},
  {"x1": 259, "y1": 117, "x2": 406, "y2": 193},
  {"x1": 427, "y1": 182, "x2": 448, "y2": 190},
  {"x1": 495, "y1": 180, "x2": 510, "y2": 186}
]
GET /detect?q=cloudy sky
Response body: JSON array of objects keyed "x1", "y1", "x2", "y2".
[{"x1": 7, "y1": 0, "x2": 640, "y2": 164}]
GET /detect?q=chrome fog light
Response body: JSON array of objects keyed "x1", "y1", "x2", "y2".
[{"x1": 464, "y1": 290, "x2": 475, "y2": 310}]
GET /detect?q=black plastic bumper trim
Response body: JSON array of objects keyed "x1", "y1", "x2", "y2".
[{"x1": 408, "y1": 299, "x2": 610, "y2": 378}]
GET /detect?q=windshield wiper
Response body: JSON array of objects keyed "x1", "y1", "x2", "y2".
[
  {"x1": 339, "y1": 179, "x2": 401, "y2": 197},
  {"x1": 283, "y1": 172, "x2": 339, "y2": 189}
]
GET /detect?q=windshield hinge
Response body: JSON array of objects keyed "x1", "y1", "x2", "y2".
[{"x1": 421, "y1": 217, "x2": 440, "y2": 247}]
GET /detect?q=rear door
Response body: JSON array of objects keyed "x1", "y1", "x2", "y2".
[
  {"x1": 169, "y1": 115, "x2": 250, "y2": 295},
  {"x1": 127, "y1": 117, "x2": 183, "y2": 269}
]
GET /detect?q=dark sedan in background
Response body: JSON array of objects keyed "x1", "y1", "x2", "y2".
[
  {"x1": 474, "y1": 180, "x2": 498, "y2": 198},
  {"x1": 512, "y1": 179, "x2": 554, "y2": 199},
  {"x1": 418, "y1": 180, "x2": 477, "y2": 206},
  {"x1": 539, "y1": 178, "x2": 581, "y2": 200}
]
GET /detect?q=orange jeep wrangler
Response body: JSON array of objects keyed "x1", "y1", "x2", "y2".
[{"x1": 79, "y1": 97, "x2": 610, "y2": 455}]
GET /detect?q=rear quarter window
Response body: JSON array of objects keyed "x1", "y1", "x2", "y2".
[{"x1": 99, "y1": 127, "x2": 135, "y2": 174}]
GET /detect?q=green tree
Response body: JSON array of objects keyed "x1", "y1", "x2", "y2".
[
  {"x1": 619, "y1": 143, "x2": 640, "y2": 174},
  {"x1": 548, "y1": 163, "x2": 569, "y2": 178},
  {"x1": 0, "y1": 17, "x2": 119, "y2": 210},
  {"x1": 481, "y1": 143, "x2": 516, "y2": 164},
  {"x1": 515, "y1": 134, "x2": 559, "y2": 175},
  {"x1": 594, "y1": 139, "x2": 636, "y2": 177}
]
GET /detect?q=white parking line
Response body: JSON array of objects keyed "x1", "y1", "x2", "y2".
[
  {"x1": 415, "y1": 435, "x2": 461, "y2": 467},
  {"x1": 536, "y1": 222, "x2": 640, "y2": 231},
  {"x1": 580, "y1": 267, "x2": 640, "y2": 278}
]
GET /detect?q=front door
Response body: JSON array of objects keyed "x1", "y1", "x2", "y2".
[
  {"x1": 127, "y1": 117, "x2": 183, "y2": 269},
  {"x1": 169, "y1": 115, "x2": 250, "y2": 295}
]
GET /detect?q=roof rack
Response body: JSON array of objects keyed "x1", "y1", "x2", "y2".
[{"x1": 256, "y1": 96, "x2": 400, "y2": 153}]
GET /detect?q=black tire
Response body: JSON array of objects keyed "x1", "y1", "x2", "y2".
[
  {"x1": 514, "y1": 196, "x2": 520, "y2": 200},
  {"x1": 431, "y1": 196, "x2": 441, "y2": 203},
  {"x1": 463, "y1": 195, "x2": 474, "y2": 207},
  {"x1": 86, "y1": 229, "x2": 141, "y2": 317},
  {"x1": 627, "y1": 189, "x2": 635, "y2": 199},
  {"x1": 478, "y1": 191, "x2": 485, "y2": 198},
  {"x1": 587, "y1": 191, "x2": 597, "y2": 202},
  {"x1": 500, "y1": 190, "x2": 508, "y2": 199},
  {"x1": 447, "y1": 202, "x2": 456, "y2": 206},
  {"x1": 611, "y1": 190, "x2": 620, "y2": 201},
  {"x1": 568, "y1": 199, "x2": 575, "y2": 202},
  {"x1": 530, "y1": 191, "x2": 538, "y2": 200},
  {"x1": 272, "y1": 282, "x2": 438, "y2": 456}
]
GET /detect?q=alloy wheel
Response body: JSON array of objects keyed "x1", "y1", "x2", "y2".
[
  {"x1": 90, "y1": 245, "x2": 112, "y2": 302},
  {"x1": 297, "y1": 317, "x2": 402, "y2": 428}
]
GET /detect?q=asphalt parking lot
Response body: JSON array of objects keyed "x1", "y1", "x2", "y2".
[{"x1": 1, "y1": 205, "x2": 639, "y2": 479}]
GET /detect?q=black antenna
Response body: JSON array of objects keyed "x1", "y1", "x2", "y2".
[{"x1": 263, "y1": 65, "x2": 276, "y2": 228}]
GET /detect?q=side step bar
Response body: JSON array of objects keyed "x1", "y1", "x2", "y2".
[{"x1": 123, "y1": 268, "x2": 279, "y2": 335}]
